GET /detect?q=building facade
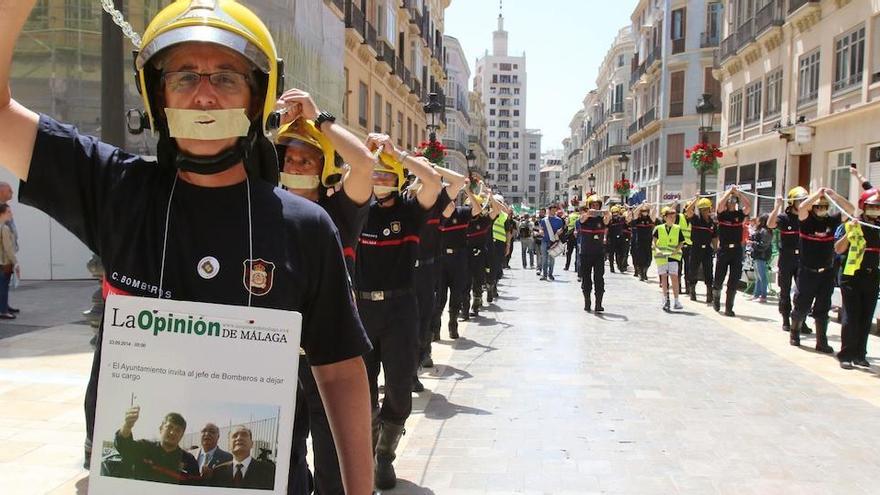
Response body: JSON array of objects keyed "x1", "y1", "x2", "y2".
[
  {"x1": 715, "y1": 0, "x2": 880, "y2": 214},
  {"x1": 442, "y1": 35, "x2": 470, "y2": 175},
  {"x1": 338, "y1": 0, "x2": 450, "y2": 149},
  {"x1": 628, "y1": 0, "x2": 722, "y2": 205},
  {"x1": 539, "y1": 150, "x2": 564, "y2": 207},
  {"x1": 468, "y1": 89, "x2": 489, "y2": 176},
  {"x1": 474, "y1": 11, "x2": 538, "y2": 207}
]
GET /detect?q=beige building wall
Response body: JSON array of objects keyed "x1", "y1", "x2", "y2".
[
  {"x1": 468, "y1": 90, "x2": 489, "y2": 176},
  {"x1": 335, "y1": 0, "x2": 450, "y2": 149},
  {"x1": 716, "y1": 0, "x2": 880, "y2": 213}
]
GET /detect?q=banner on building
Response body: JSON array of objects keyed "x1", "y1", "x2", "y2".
[{"x1": 89, "y1": 295, "x2": 301, "y2": 495}]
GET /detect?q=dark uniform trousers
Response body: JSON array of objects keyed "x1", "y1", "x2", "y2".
[
  {"x1": 580, "y1": 250, "x2": 605, "y2": 296},
  {"x1": 360, "y1": 294, "x2": 419, "y2": 425},
  {"x1": 791, "y1": 265, "x2": 834, "y2": 324},
  {"x1": 293, "y1": 357, "x2": 325, "y2": 495},
  {"x1": 564, "y1": 235, "x2": 577, "y2": 271},
  {"x1": 838, "y1": 269, "x2": 880, "y2": 361},
  {"x1": 433, "y1": 250, "x2": 469, "y2": 327},
  {"x1": 713, "y1": 245, "x2": 743, "y2": 297},
  {"x1": 687, "y1": 244, "x2": 714, "y2": 291},
  {"x1": 414, "y1": 260, "x2": 439, "y2": 356},
  {"x1": 681, "y1": 245, "x2": 692, "y2": 289},
  {"x1": 491, "y1": 240, "x2": 506, "y2": 285},
  {"x1": 776, "y1": 251, "x2": 800, "y2": 318},
  {"x1": 608, "y1": 238, "x2": 628, "y2": 272},
  {"x1": 633, "y1": 242, "x2": 653, "y2": 274},
  {"x1": 464, "y1": 246, "x2": 488, "y2": 314}
]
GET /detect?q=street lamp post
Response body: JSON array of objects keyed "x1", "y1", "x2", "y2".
[
  {"x1": 588, "y1": 173, "x2": 596, "y2": 195},
  {"x1": 423, "y1": 92, "x2": 442, "y2": 145},
  {"x1": 466, "y1": 149, "x2": 478, "y2": 194},
  {"x1": 618, "y1": 151, "x2": 630, "y2": 205},
  {"x1": 696, "y1": 93, "x2": 717, "y2": 196}
]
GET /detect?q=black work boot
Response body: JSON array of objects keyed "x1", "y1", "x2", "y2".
[
  {"x1": 460, "y1": 299, "x2": 470, "y2": 321},
  {"x1": 374, "y1": 422, "x2": 405, "y2": 490},
  {"x1": 782, "y1": 313, "x2": 791, "y2": 333},
  {"x1": 412, "y1": 375, "x2": 425, "y2": 393},
  {"x1": 472, "y1": 296, "x2": 481, "y2": 317},
  {"x1": 689, "y1": 285, "x2": 697, "y2": 302},
  {"x1": 448, "y1": 315, "x2": 459, "y2": 340},
  {"x1": 583, "y1": 292, "x2": 591, "y2": 312},
  {"x1": 486, "y1": 284, "x2": 494, "y2": 303},
  {"x1": 706, "y1": 286, "x2": 714, "y2": 305},
  {"x1": 421, "y1": 352, "x2": 434, "y2": 368},
  {"x1": 371, "y1": 411, "x2": 381, "y2": 453},
  {"x1": 594, "y1": 292, "x2": 605, "y2": 313},
  {"x1": 724, "y1": 291, "x2": 736, "y2": 317},
  {"x1": 789, "y1": 315, "x2": 803, "y2": 346},
  {"x1": 712, "y1": 290, "x2": 721, "y2": 312},
  {"x1": 801, "y1": 319, "x2": 813, "y2": 335},
  {"x1": 815, "y1": 319, "x2": 834, "y2": 354}
]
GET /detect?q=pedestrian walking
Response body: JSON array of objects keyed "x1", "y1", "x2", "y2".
[
  {"x1": 518, "y1": 214, "x2": 535, "y2": 269},
  {"x1": 684, "y1": 197, "x2": 717, "y2": 303},
  {"x1": 463, "y1": 188, "x2": 496, "y2": 318},
  {"x1": 748, "y1": 214, "x2": 772, "y2": 303},
  {"x1": 631, "y1": 203, "x2": 656, "y2": 282},
  {"x1": 653, "y1": 207, "x2": 685, "y2": 311},
  {"x1": 677, "y1": 201, "x2": 693, "y2": 293},
  {"x1": 768, "y1": 187, "x2": 813, "y2": 335},
  {"x1": 564, "y1": 208, "x2": 579, "y2": 271},
  {"x1": 0, "y1": 204, "x2": 18, "y2": 319},
  {"x1": 578, "y1": 197, "x2": 610, "y2": 313},
  {"x1": 713, "y1": 187, "x2": 751, "y2": 316},
  {"x1": 606, "y1": 205, "x2": 628, "y2": 273},
  {"x1": 539, "y1": 204, "x2": 565, "y2": 281}
]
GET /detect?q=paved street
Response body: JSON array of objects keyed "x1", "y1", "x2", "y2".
[{"x1": 2, "y1": 264, "x2": 880, "y2": 494}]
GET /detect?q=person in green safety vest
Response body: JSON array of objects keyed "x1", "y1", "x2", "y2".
[
  {"x1": 488, "y1": 194, "x2": 511, "y2": 300},
  {"x1": 834, "y1": 177, "x2": 880, "y2": 369},
  {"x1": 564, "y1": 208, "x2": 580, "y2": 272},
  {"x1": 677, "y1": 200, "x2": 693, "y2": 294},
  {"x1": 653, "y1": 207, "x2": 685, "y2": 312}
]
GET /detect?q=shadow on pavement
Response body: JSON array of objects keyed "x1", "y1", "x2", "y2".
[
  {"x1": 594, "y1": 312, "x2": 629, "y2": 322},
  {"x1": 422, "y1": 392, "x2": 492, "y2": 420},
  {"x1": 383, "y1": 479, "x2": 436, "y2": 495},
  {"x1": 668, "y1": 311, "x2": 700, "y2": 317},
  {"x1": 448, "y1": 337, "x2": 498, "y2": 352},
  {"x1": 736, "y1": 315, "x2": 775, "y2": 323},
  {"x1": 427, "y1": 364, "x2": 473, "y2": 381}
]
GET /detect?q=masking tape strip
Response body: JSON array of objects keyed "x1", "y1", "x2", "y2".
[
  {"x1": 166, "y1": 108, "x2": 251, "y2": 141},
  {"x1": 280, "y1": 173, "x2": 321, "y2": 190}
]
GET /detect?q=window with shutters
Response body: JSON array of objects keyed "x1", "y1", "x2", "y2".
[
  {"x1": 798, "y1": 50, "x2": 820, "y2": 105},
  {"x1": 373, "y1": 93, "x2": 383, "y2": 132},
  {"x1": 830, "y1": 150, "x2": 853, "y2": 199},
  {"x1": 833, "y1": 25, "x2": 865, "y2": 95},
  {"x1": 666, "y1": 134, "x2": 685, "y2": 176},
  {"x1": 669, "y1": 71, "x2": 685, "y2": 118},
  {"x1": 745, "y1": 81, "x2": 762, "y2": 125},
  {"x1": 729, "y1": 90, "x2": 743, "y2": 131},
  {"x1": 672, "y1": 8, "x2": 686, "y2": 54},
  {"x1": 358, "y1": 82, "x2": 368, "y2": 128},
  {"x1": 764, "y1": 68, "x2": 782, "y2": 118},
  {"x1": 704, "y1": 67, "x2": 720, "y2": 108}
]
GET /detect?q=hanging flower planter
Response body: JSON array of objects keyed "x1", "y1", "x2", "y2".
[
  {"x1": 415, "y1": 140, "x2": 447, "y2": 165},
  {"x1": 685, "y1": 143, "x2": 723, "y2": 174},
  {"x1": 614, "y1": 178, "x2": 633, "y2": 198}
]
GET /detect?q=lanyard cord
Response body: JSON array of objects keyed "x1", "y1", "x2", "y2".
[{"x1": 158, "y1": 175, "x2": 255, "y2": 307}]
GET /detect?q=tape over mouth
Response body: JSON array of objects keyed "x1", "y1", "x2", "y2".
[
  {"x1": 165, "y1": 108, "x2": 251, "y2": 140},
  {"x1": 280, "y1": 173, "x2": 321, "y2": 190}
]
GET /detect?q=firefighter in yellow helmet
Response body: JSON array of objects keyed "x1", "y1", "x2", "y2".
[
  {"x1": 606, "y1": 204, "x2": 629, "y2": 273},
  {"x1": 684, "y1": 196, "x2": 718, "y2": 303},
  {"x1": 578, "y1": 195, "x2": 611, "y2": 312},
  {"x1": 768, "y1": 186, "x2": 813, "y2": 335},
  {"x1": 631, "y1": 202, "x2": 656, "y2": 281},
  {"x1": 0, "y1": 1, "x2": 374, "y2": 492}
]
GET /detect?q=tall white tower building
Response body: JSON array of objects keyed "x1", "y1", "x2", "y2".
[{"x1": 473, "y1": 6, "x2": 537, "y2": 206}]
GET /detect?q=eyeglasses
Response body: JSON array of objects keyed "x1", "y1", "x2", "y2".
[{"x1": 162, "y1": 71, "x2": 252, "y2": 95}]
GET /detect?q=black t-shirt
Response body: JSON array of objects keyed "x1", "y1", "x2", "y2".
[
  {"x1": 467, "y1": 214, "x2": 493, "y2": 248},
  {"x1": 578, "y1": 216, "x2": 607, "y2": 253},
  {"x1": 689, "y1": 213, "x2": 717, "y2": 246},
  {"x1": 20, "y1": 115, "x2": 370, "y2": 366},
  {"x1": 775, "y1": 211, "x2": 801, "y2": 253},
  {"x1": 355, "y1": 195, "x2": 427, "y2": 291},
  {"x1": 607, "y1": 217, "x2": 626, "y2": 241},
  {"x1": 114, "y1": 432, "x2": 200, "y2": 484},
  {"x1": 440, "y1": 206, "x2": 473, "y2": 251},
  {"x1": 416, "y1": 190, "x2": 451, "y2": 261},
  {"x1": 717, "y1": 209, "x2": 746, "y2": 246},
  {"x1": 799, "y1": 213, "x2": 842, "y2": 269},
  {"x1": 860, "y1": 226, "x2": 880, "y2": 271},
  {"x1": 632, "y1": 216, "x2": 655, "y2": 245},
  {"x1": 319, "y1": 189, "x2": 370, "y2": 265}
]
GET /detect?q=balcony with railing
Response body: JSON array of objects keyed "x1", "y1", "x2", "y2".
[
  {"x1": 344, "y1": 0, "x2": 365, "y2": 40},
  {"x1": 364, "y1": 22, "x2": 379, "y2": 54},
  {"x1": 700, "y1": 31, "x2": 719, "y2": 48},
  {"x1": 736, "y1": 19, "x2": 755, "y2": 49},
  {"x1": 330, "y1": 0, "x2": 343, "y2": 13},
  {"x1": 610, "y1": 102, "x2": 624, "y2": 114},
  {"x1": 443, "y1": 139, "x2": 469, "y2": 157},
  {"x1": 376, "y1": 40, "x2": 395, "y2": 68},
  {"x1": 755, "y1": 0, "x2": 785, "y2": 36},
  {"x1": 719, "y1": 32, "x2": 738, "y2": 63}
]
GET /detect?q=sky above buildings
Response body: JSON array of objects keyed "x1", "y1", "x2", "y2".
[{"x1": 446, "y1": 0, "x2": 635, "y2": 152}]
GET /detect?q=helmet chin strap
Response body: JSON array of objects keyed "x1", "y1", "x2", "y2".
[{"x1": 173, "y1": 134, "x2": 252, "y2": 176}]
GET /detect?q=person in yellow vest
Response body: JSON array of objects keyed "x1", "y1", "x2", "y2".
[
  {"x1": 834, "y1": 186, "x2": 880, "y2": 369},
  {"x1": 564, "y1": 208, "x2": 580, "y2": 272},
  {"x1": 653, "y1": 207, "x2": 685, "y2": 311},
  {"x1": 488, "y1": 195, "x2": 510, "y2": 301},
  {"x1": 677, "y1": 200, "x2": 693, "y2": 294}
]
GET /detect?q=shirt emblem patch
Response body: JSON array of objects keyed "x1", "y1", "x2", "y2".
[
  {"x1": 197, "y1": 256, "x2": 220, "y2": 280},
  {"x1": 382, "y1": 228, "x2": 391, "y2": 236},
  {"x1": 243, "y1": 258, "x2": 275, "y2": 296},
  {"x1": 391, "y1": 221, "x2": 402, "y2": 234}
]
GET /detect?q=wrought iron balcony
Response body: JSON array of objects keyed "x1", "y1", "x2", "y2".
[
  {"x1": 344, "y1": 0, "x2": 365, "y2": 39},
  {"x1": 789, "y1": 0, "x2": 820, "y2": 15},
  {"x1": 755, "y1": 0, "x2": 785, "y2": 36},
  {"x1": 700, "y1": 31, "x2": 719, "y2": 48},
  {"x1": 719, "y1": 32, "x2": 738, "y2": 63}
]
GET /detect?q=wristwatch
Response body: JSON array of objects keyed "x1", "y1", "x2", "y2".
[{"x1": 314, "y1": 111, "x2": 336, "y2": 131}]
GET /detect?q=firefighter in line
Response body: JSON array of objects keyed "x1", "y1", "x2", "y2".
[
  {"x1": 433, "y1": 171, "x2": 479, "y2": 341},
  {"x1": 578, "y1": 196, "x2": 611, "y2": 313},
  {"x1": 789, "y1": 187, "x2": 855, "y2": 354},
  {"x1": 768, "y1": 187, "x2": 813, "y2": 336},
  {"x1": 487, "y1": 195, "x2": 511, "y2": 300},
  {"x1": 653, "y1": 206, "x2": 685, "y2": 311},
  {"x1": 606, "y1": 205, "x2": 629, "y2": 273},
  {"x1": 677, "y1": 200, "x2": 693, "y2": 294},
  {"x1": 834, "y1": 170, "x2": 880, "y2": 369},
  {"x1": 564, "y1": 206, "x2": 580, "y2": 272},
  {"x1": 712, "y1": 187, "x2": 751, "y2": 317},
  {"x1": 631, "y1": 203, "x2": 656, "y2": 282},
  {"x1": 684, "y1": 196, "x2": 718, "y2": 303},
  {"x1": 462, "y1": 184, "x2": 496, "y2": 319}
]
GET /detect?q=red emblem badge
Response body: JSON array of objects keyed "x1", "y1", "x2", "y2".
[{"x1": 243, "y1": 259, "x2": 275, "y2": 296}]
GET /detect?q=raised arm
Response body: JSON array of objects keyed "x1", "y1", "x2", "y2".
[
  {"x1": 735, "y1": 189, "x2": 752, "y2": 216},
  {"x1": 685, "y1": 194, "x2": 698, "y2": 219},
  {"x1": 717, "y1": 188, "x2": 734, "y2": 215},
  {"x1": 365, "y1": 134, "x2": 441, "y2": 210},
  {"x1": 797, "y1": 189, "x2": 825, "y2": 221},
  {"x1": 767, "y1": 196, "x2": 783, "y2": 229},
  {"x1": 463, "y1": 180, "x2": 482, "y2": 217},
  {"x1": 435, "y1": 165, "x2": 467, "y2": 201},
  {"x1": 0, "y1": 0, "x2": 41, "y2": 181}
]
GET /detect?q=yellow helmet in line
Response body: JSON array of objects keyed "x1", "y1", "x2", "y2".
[
  {"x1": 787, "y1": 186, "x2": 809, "y2": 206},
  {"x1": 660, "y1": 206, "x2": 676, "y2": 217},
  {"x1": 696, "y1": 198, "x2": 713, "y2": 210},
  {"x1": 276, "y1": 119, "x2": 347, "y2": 188},
  {"x1": 134, "y1": 0, "x2": 283, "y2": 137},
  {"x1": 586, "y1": 195, "x2": 602, "y2": 207},
  {"x1": 373, "y1": 152, "x2": 406, "y2": 191}
]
